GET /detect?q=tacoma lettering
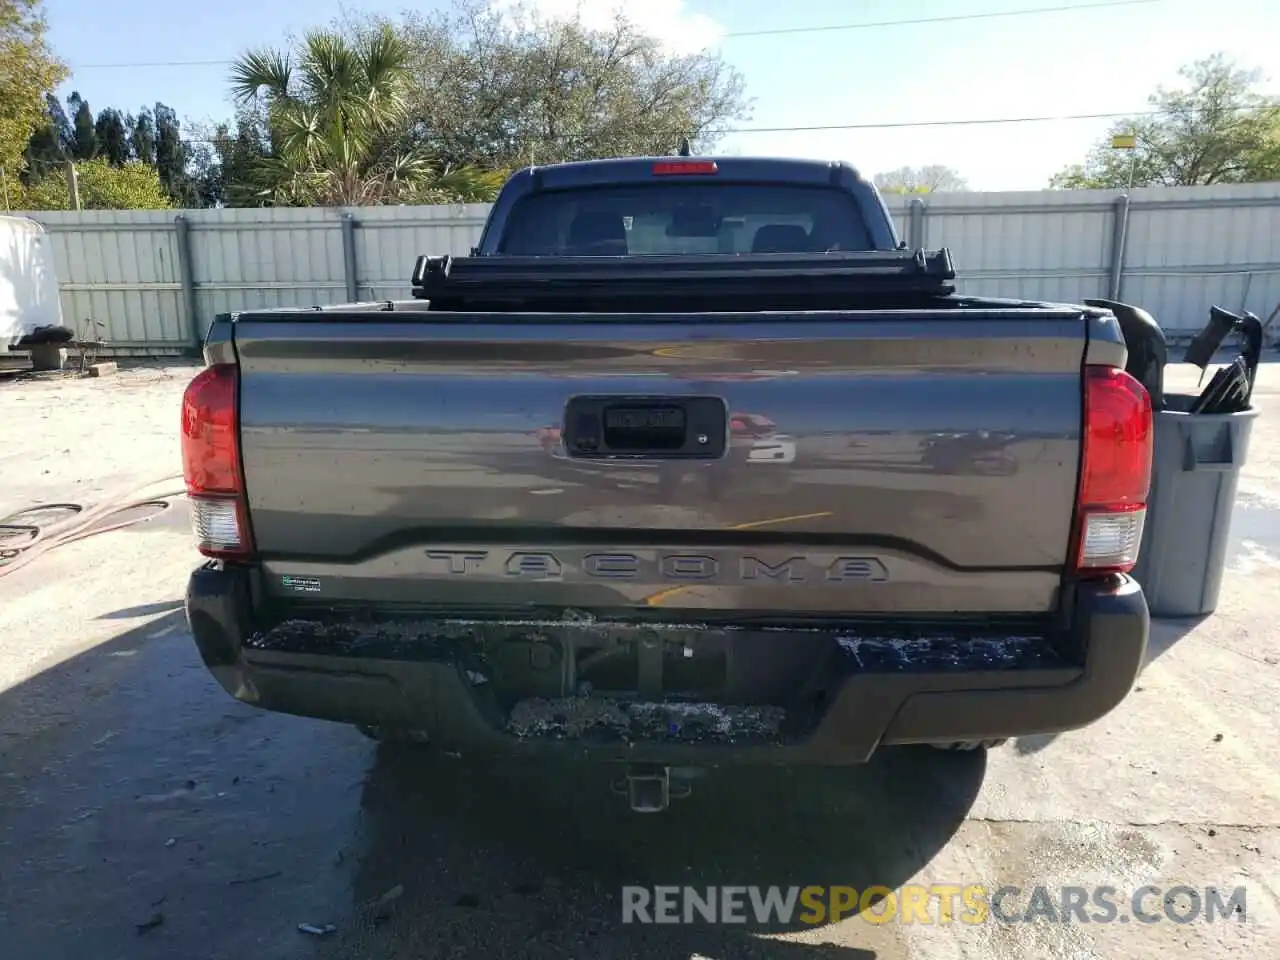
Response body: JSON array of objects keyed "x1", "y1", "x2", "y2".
[
  {"x1": 425, "y1": 550, "x2": 489, "y2": 575},
  {"x1": 826, "y1": 557, "x2": 889, "y2": 582},
  {"x1": 584, "y1": 553, "x2": 639, "y2": 578},
  {"x1": 740, "y1": 557, "x2": 803, "y2": 582},
  {"x1": 505, "y1": 552, "x2": 563, "y2": 578},
  {"x1": 416, "y1": 550, "x2": 891, "y2": 585},
  {"x1": 661, "y1": 555, "x2": 719, "y2": 580}
]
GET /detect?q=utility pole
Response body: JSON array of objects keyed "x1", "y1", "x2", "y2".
[{"x1": 66, "y1": 159, "x2": 81, "y2": 210}]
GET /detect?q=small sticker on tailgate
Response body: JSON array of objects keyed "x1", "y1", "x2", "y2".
[{"x1": 280, "y1": 576, "x2": 322, "y2": 594}]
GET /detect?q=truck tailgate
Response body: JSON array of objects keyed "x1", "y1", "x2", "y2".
[{"x1": 233, "y1": 311, "x2": 1089, "y2": 616}]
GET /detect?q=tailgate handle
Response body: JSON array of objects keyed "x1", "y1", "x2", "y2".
[{"x1": 563, "y1": 396, "x2": 727, "y2": 459}]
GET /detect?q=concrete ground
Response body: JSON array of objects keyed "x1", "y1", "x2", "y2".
[{"x1": 0, "y1": 361, "x2": 1277, "y2": 960}]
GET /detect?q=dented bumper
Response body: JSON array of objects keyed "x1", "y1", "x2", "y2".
[{"x1": 185, "y1": 564, "x2": 1148, "y2": 764}]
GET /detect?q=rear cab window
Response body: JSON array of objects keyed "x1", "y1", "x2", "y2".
[{"x1": 497, "y1": 183, "x2": 875, "y2": 256}]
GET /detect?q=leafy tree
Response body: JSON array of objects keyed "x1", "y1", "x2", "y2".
[
  {"x1": 18, "y1": 157, "x2": 172, "y2": 209},
  {"x1": 181, "y1": 104, "x2": 274, "y2": 208},
  {"x1": 1050, "y1": 54, "x2": 1280, "y2": 189},
  {"x1": 195, "y1": 104, "x2": 273, "y2": 207},
  {"x1": 873, "y1": 165, "x2": 969, "y2": 194},
  {"x1": 222, "y1": 109, "x2": 273, "y2": 205},
  {"x1": 229, "y1": 26, "x2": 449, "y2": 205},
  {"x1": 154, "y1": 102, "x2": 195, "y2": 205},
  {"x1": 408, "y1": 165, "x2": 509, "y2": 204},
  {"x1": 94, "y1": 108, "x2": 130, "y2": 166},
  {"x1": 66, "y1": 91, "x2": 97, "y2": 160},
  {"x1": 44, "y1": 91, "x2": 71, "y2": 145},
  {"x1": 20, "y1": 88, "x2": 216, "y2": 207},
  {"x1": 23, "y1": 92, "x2": 71, "y2": 179},
  {"x1": 0, "y1": 0, "x2": 66, "y2": 182},
  {"x1": 183, "y1": 122, "x2": 226, "y2": 208},
  {"x1": 131, "y1": 108, "x2": 156, "y2": 165},
  {"x1": 343, "y1": 0, "x2": 751, "y2": 170}
]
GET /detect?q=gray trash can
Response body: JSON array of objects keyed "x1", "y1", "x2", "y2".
[{"x1": 1131, "y1": 394, "x2": 1257, "y2": 618}]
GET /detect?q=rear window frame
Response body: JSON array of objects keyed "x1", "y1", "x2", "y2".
[{"x1": 493, "y1": 182, "x2": 876, "y2": 257}]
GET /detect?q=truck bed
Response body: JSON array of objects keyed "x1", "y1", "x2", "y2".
[{"x1": 226, "y1": 301, "x2": 1118, "y2": 619}]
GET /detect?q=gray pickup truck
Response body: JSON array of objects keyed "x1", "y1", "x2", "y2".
[{"x1": 183, "y1": 155, "x2": 1152, "y2": 811}]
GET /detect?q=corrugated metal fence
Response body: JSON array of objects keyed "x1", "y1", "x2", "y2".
[{"x1": 18, "y1": 181, "x2": 1280, "y2": 354}]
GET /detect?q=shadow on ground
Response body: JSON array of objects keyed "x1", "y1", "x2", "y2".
[
  {"x1": 96, "y1": 598, "x2": 186, "y2": 620},
  {"x1": 0, "y1": 607, "x2": 987, "y2": 959},
  {"x1": 1145, "y1": 615, "x2": 1207, "y2": 663},
  {"x1": 1011, "y1": 483, "x2": 1266, "y2": 758},
  {"x1": 1013, "y1": 612, "x2": 1205, "y2": 758},
  {"x1": 329, "y1": 741, "x2": 985, "y2": 957}
]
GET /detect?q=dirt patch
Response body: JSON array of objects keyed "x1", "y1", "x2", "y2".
[
  {"x1": 0, "y1": 361, "x2": 197, "y2": 516},
  {"x1": 507, "y1": 696, "x2": 787, "y2": 743}
]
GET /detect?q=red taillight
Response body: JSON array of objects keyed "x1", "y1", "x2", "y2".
[
  {"x1": 181, "y1": 364, "x2": 253, "y2": 559},
  {"x1": 1074, "y1": 365, "x2": 1153, "y2": 576},
  {"x1": 182, "y1": 364, "x2": 239, "y2": 495},
  {"x1": 652, "y1": 160, "x2": 718, "y2": 176}
]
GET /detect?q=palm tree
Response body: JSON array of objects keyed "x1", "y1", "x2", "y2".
[{"x1": 229, "y1": 28, "x2": 501, "y2": 206}]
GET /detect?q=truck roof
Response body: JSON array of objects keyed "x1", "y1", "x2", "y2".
[{"x1": 504, "y1": 155, "x2": 871, "y2": 190}]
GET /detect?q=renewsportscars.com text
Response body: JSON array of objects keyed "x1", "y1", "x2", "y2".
[{"x1": 621, "y1": 884, "x2": 1248, "y2": 926}]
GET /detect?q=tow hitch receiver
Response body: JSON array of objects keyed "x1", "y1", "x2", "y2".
[{"x1": 613, "y1": 763, "x2": 693, "y2": 813}]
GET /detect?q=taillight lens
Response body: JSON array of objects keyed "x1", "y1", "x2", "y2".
[
  {"x1": 181, "y1": 364, "x2": 252, "y2": 559},
  {"x1": 190, "y1": 499, "x2": 247, "y2": 556},
  {"x1": 1074, "y1": 365, "x2": 1153, "y2": 576}
]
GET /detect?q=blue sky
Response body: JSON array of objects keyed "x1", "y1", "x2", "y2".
[{"x1": 46, "y1": 0, "x2": 1280, "y2": 190}]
